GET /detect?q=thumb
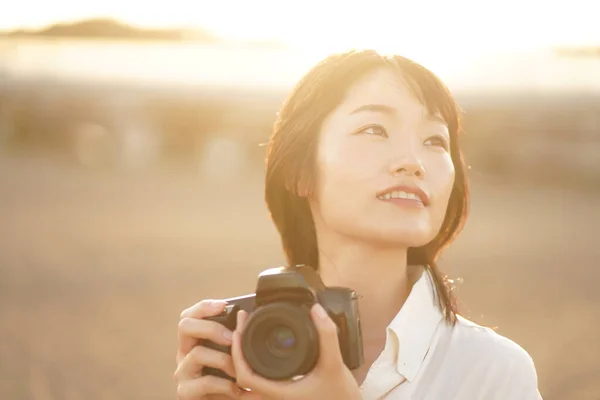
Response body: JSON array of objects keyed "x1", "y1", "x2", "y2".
[{"x1": 311, "y1": 303, "x2": 344, "y2": 372}]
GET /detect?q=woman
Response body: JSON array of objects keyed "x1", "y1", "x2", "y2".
[{"x1": 174, "y1": 49, "x2": 542, "y2": 399}]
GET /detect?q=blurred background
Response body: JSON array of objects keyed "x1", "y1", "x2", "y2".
[{"x1": 0, "y1": 1, "x2": 599, "y2": 399}]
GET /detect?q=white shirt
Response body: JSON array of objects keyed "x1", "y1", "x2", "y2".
[{"x1": 359, "y1": 267, "x2": 543, "y2": 400}]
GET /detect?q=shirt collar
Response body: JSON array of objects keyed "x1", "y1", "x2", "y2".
[{"x1": 387, "y1": 266, "x2": 444, "y2": 382}]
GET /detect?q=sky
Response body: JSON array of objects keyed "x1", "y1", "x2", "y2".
[{"x1": 1, "y1": 0, "x2": 599, "y2": 57}]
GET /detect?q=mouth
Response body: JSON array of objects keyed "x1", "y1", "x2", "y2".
[{"x1": 376, "y1": 185, "x2": 430, "y2": 206}]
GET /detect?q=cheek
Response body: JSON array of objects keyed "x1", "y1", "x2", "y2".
[
  {"x1": 312, "y1": 139, "x2": 378, "y2": 217},
  {"x1": 432, "y1": 156, "x2": 456, "y2": 213},
  {"x1": 316, "y1": 139, "x2": 376, "y2": 192}
]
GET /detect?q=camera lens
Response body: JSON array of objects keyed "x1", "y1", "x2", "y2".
[
  {"x1": 266, "y1": 326, "x2": 296, "y2": 356},
  {"x1": 242, "y1": 302, "x2": 318, "y2": 380}
]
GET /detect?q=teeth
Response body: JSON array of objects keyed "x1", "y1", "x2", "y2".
[{"x1": 379, "y1": 191, "x2": 422, "y2": 202}]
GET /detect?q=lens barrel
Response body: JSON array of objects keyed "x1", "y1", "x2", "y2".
[{"x1": 241, "y1": 302, "x2": 319, "y2": 380}]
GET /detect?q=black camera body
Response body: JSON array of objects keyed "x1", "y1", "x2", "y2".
[{"x1": 201, "y1": 265, "x2": 364, "y2": 381}]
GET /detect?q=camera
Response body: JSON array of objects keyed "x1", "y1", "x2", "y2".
[{"x1": 201, "y1": 265, "x2": 364, "y2": 381}]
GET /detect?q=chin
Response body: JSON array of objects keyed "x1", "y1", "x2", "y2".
[{"x1": 366, "y1": 226, "x2": 436, "y2": 248}]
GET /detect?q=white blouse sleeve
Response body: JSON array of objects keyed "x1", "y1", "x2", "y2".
[{"x1": 493, "y1": 344, "x2": 543, "y2": 400}]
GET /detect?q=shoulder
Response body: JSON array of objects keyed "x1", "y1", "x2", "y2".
[
  {"x1": 452, "y1": 315, "x2": 535, "y2": 364},
  {"x1": 442, "y1": 315, "x2": 542, "y2": 398}
]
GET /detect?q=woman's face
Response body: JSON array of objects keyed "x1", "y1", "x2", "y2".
[{"x1": 309, "y1": 67, "x2": 455, "y2": 248}]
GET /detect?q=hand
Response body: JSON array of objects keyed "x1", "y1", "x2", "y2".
[
  {"x1": 231, "y1": 304, "x2": 363, "y2": 400},
  {"x1": 174, "y1": 299, "x2": 243, "y2": 399}
]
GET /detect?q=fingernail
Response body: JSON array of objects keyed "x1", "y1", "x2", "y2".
[
  {"x1": 222, "y1": 329, "x2": 233, "y2": 341},
  {"x1": 313, "y1": 304, "x2": 328, "y2": 320},
  {"x1": 210, "y1": 300, "x2": 226, "y2": 308}
]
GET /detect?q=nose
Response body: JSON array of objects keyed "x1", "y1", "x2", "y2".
[{"x1": 389, "y1": 157, "x2": 425, "y2": 179}]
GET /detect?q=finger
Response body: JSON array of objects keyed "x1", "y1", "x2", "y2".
[
  {"x1": 177, "y1": 317, "x2": 234, "y2": 363},
  {"x1": 311, "y1": 303, "x2": 344, "y2": 372},
  {"x1": 180, "y1": 299, "x2": 228, "y2": 319},
  {"x1": 232, "y1": 311, "x2": 289, "y2": 398},
  {"x1": 178, "y1": 300, "x2": 227, "y2": 359},
  {"x1": 177, "y1": 301, "x2": 229, "y2": 363},
  {"x1": 174, "y1": 345, "x2": 236, "y2": 381},
  {"x1": 176, "y1": 375, "x2": 241, "y2": 399},
  {"x1": 237, "y1": 309, "x2": 248, "y2": 332}
]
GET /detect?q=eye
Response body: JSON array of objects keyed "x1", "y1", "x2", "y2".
[
  {"x1": 357, "y1": 124, "x2": 388, "y2": 138},
  {"x1": 424, "y1": 135, "x2": 449, "y2": 150}
]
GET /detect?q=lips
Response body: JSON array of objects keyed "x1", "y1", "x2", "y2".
[{"x1": 376, "y1": 185, "x2": 430, "y2": 206}]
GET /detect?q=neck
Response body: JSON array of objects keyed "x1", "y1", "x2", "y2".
[{"x1": 316, "y1": 236, "x2": 414, "y2": 339}]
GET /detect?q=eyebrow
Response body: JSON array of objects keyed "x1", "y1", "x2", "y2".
[
  {"x1": 349, "y1": 103, "x2": 448, "y2": 126},
  {"x1": 349, "y1": 104, "x2": 396, "y2": 116}
]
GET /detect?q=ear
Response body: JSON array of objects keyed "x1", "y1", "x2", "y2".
[
  {"x1": 284, "y1": 174, "x2": 312, "y2": 198},
  {"x1": 296, "y1": 176, "x2": 312, "y2": 198}
]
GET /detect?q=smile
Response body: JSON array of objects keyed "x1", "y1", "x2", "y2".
[
  {"x1": 375, "y1": 185, "x2": 430, "y2": 207},
  {"x1": 377, "y1": 190, "x2": 421, "y2": 202}
]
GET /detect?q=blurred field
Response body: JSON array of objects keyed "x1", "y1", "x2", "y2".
[{"x1": 0, "y1": 152, "x2": 599, "y2": 400}]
